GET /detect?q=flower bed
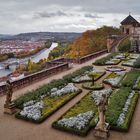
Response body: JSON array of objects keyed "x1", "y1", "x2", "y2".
[
  {"x1": 82, "y1": 82, "x2": 104, "y2": 90},
  {"x1": 93, "y1": 53, "x2": 123, "y2": 66},
  {"x1": 118, "y1": 92, "x2": 139, "y2": 131},
  {"x1": 122, "y1": 54, "x2": 140, "y2": 68},
  {"x1": 117, "y1": 91, "x2": 135, "y2": 126},
  {"x1": 57, "y1": 111, "x2": 94, "y2": 130},
  {"x1": 114, "y1": 53, "x2": 129, "y2": 60},
  {"x1": 122, "y1": 59, "x2": 136, "y2": 67},
  {"x1": 120, "y1": 71, "x2": 140, "y2": 88},
  {"x1": 53, "y1": 87, "x2": 138, "y2": 135},
  {"x1": 15, "y1": 83, "x2": 82, "y2": 123},
  {"x1": 103, "y1": 72, "x2": 126, "y2": 87},
  {"x1": 105, "y1": 66, "x2": 126, "y2": 72},
  {"x1": 105, "y1": 58, "x2": 121, "y2": 65},
  {"x1": 52, "y1": 93, "x2": 99, "y2": 136},
  {"x1": 14, "y1": 66, "x2": 92, "y2": 108},
  {"x1": 72, "y1": 69, "x2": 105, "y2": 83},
  {"x1": 106, "y1": 88, "x2": 139, "y2": 131},
  {"x1": 91, "y1": 88, "x2": 112, "y2": 105},
  {"x1": 52, "y1": 89, "x2": 112, "y2": 136},
  {"x1": 129, "y1": 54, "x2": 140, "y2": 59},
  {"x1": 133, "y1": 76, "x2": 140, "y2": 90}
]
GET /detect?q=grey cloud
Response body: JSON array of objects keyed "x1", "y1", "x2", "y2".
[
  {"x1": 34, "y1": 11, "x2": 72, "y2": 18},
  {"x1": 84, "y1": 13, "x2": 103, "y2": 19},
  {"x1": 0, "y1": 0, "x2": 140, "y2": 33}
]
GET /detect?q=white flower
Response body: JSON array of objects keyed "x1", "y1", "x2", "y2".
[
  {"x1": 105, "y1": 58, "x2": 120, "y2": 65},
  {"x1": 72, "y1": 68, "x2": 104, "y2": 83},
  {"x1": 20, "y1": 100, "x2": 44, "y2": 120},
  {"x1": 133, "y1": 76, "x2": 140, "y2": 89},
  {"x1": 123, "y1": 59, "x2": 136, "y2": 66},
  {"x1": 72, "y1": 74, "x2": 91, "y2": 82},
  {"x1": 57, "y1": 111, "x2": 94, "y2": 130},
  {"x1": 91, "y1": 89, "x2": 112, "y2": 105},
  {"x1": 104, "y1": 72, "x2": 126, "y2": 86},
  {"x1": 117, "y1": 91, "x2": 135, "y2": 126},
  {"x1": 49, "y1": 83, "x2": 79, "y2": 97},
  {"x1": 106, "y1": 67, "x2": 125, "y2": 72}
]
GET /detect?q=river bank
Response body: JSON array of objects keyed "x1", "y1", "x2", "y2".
[{"x1": 0, "y1": 42, "x2": 58, "y2": 78}]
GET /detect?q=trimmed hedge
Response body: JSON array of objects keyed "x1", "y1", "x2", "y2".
[
  {"x1": 133, "y1": 56, "x2": 140, "y2": 68},
  {"x1": 106, "y1": 87, "x2": 131, "y2": 128},
  {"x1": 120, "y1": 71, "x2": 140, "y2": 88},
  {"x1": 82, "y1": 82, "x2": 104, "y2": 90}
]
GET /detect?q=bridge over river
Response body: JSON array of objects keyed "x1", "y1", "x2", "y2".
[{"x1": 0, "y1": 42, "x2": 58, "y2": 77}]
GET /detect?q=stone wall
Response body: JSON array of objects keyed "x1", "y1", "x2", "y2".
[{"x1": 0, "y1": 63, "x2": 69, "y2": 95}]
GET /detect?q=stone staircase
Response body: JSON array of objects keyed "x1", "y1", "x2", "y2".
[{"x1": 109, "y1": 35, "x2": 130, "y2": 53}]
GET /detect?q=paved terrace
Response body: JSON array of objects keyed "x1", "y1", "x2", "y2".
[{"x1": 0, "y1": 53, "x2": 140, "y2": 140}]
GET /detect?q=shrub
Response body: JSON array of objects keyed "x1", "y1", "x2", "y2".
[
  {"x1": 118, "y1": 38, "x2": 131, "y2": 52},
  {"x1": 120, "y1": 71, "x2": 140, "y2": 88},
  {"x1": 82, "y1": 82, "x2": 104, "y2": 90},
  {"x1": 93, "y1": 53, "x2": 118, "y2": 65},
  {"x1": 133, "y1": 56, "x2": 140, "y2": 68},
  {"x1": 106, "y1": 87, "x2": 131, "y2": 127}
]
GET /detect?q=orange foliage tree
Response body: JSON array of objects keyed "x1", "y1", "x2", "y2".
[{"x1": 67, "y1": 26, "x2": 121, "y2": 58}]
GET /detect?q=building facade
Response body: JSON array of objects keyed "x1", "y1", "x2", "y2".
[{"x1": 121, "y1": 15, "x2": 140, "y2": 52}]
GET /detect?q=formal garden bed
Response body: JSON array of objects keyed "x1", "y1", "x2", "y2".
[
  {"x1": 93, "y1": 53, "x2": 129, "y2": 66},
  {"x1": 105, "y1": 66, "x2": 126, "y2": 72},
  {"x1": 12, "y1": 54, "x2": 140, "y2": 136},
  {"x1": 14, "y1": 66, "x2": 94, "y2": 123},
  {"x1": 52, "y1": 89, "x2": 112, "y2": 136},
  {"x1": 133, "y1": 76, "x2": 140, "y2": 90},
  {"x1": 120, "y1": 70, "x2": 140, "y2": 88},
  {"x1": 72, "y1": 69, "x2": 105, "y2": 83},
  {"x1": 93, "y1": 53, "x2": 121, "y2": 65},
  {"x1": 82, "y1": 82, "x2": 104, "y2": 90},
  {"x1": 15, "y1": 83, "x2": 82, "y2": 123},
  {"x1": 53, "y1": 86, "x2": 139, "y2": 135},
  {"x1": 103, "y1": 72, "x2": 126, "y2": 87},
  {"x1": 106, "y1": 88, "x2": 139, "y2": 132},
  {"x1": 122, "y1": 54, "x2": 140, "y2": 68}
]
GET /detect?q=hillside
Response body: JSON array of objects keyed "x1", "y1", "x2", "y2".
[
  {"x1": 66, "y1": 26, "x2": 121, "y2": 58},
  {"x1": 0, "y1": 32, "x2": 81, "y2": 42}
]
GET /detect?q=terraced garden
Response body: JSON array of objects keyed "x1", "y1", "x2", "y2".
[{"x1": 13, "y1": 53, "x2": 140, "y2": 137}]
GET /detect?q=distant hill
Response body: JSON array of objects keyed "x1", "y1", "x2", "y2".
[
  {"x1": 67, "y1": 26, "x2": 121, "y2": 58},
  {"x1": 0, "y1": 32, "x2": 81, "y2": 42},
  {"x1": 0, "y1": 34, "x2": 13, "y2": 40}
]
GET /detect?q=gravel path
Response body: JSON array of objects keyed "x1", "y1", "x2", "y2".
[{"x1": 0, "y1": 54, "x2": 140, "y2": 140}]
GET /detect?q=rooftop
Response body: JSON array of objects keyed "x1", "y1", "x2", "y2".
[{"x1": 121, "y1": 15, "x2": 140, "y2": 26}]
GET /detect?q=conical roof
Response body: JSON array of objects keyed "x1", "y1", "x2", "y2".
[{"x1": 121, "y1": 15, "x2": 139, "y2": 26}]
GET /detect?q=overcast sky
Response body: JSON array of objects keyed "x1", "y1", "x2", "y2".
[{"x1": 0, "y1": 0, "x2": 140, "y2": 34}]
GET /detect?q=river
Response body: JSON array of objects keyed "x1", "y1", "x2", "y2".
[{"x1": 0, "y1": 42, "x2": 58, "y2": 78}]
